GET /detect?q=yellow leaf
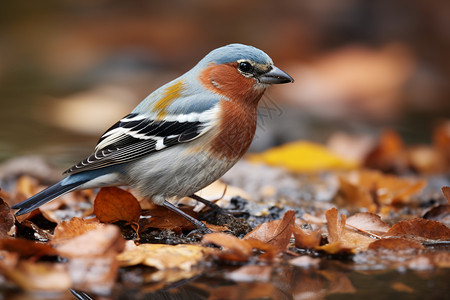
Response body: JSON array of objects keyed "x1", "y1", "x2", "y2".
[
  {"x1": 248, "y1": 141, "x2": 357, "y2": 172},
  {"x1": 117, "y1": 244, "x2": 205, "y2": 271}
]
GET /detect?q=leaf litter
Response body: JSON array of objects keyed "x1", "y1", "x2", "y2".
[{"x1": 0, "y1": 125, "x2": 449, "y2": 298}]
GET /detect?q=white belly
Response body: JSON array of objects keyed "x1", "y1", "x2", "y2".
[{"x1": 123, "y1": 143, "x2": 238, "y2": 205}]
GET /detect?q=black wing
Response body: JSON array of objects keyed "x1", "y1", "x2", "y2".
[{"x1": 64, "y1": 113, "x2": 211, "y2": 175}]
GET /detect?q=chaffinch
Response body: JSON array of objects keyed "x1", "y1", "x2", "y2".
[{"x1": 12, "y1": 43, "x2": 293, "y2": 230}]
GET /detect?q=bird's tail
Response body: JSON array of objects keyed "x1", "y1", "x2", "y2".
[{"x1": 11, "y1": 179, "x2": 86, "y2": 216}]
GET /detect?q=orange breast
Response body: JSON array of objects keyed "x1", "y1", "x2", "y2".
[{"x1": 199, "y1": 63, "x2": 265, "y2": 160}]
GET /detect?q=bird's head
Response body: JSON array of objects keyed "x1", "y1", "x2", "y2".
[{"x1": 195, "y1": 44, "x2": 293, "y2": 102}]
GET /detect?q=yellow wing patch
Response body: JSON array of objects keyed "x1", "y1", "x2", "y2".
[{"x1": 152, "y1": 80, "x2": 185, "y2": 120}]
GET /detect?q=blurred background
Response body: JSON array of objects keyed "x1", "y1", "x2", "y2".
[{"x1": 0, "y1": 0, "x2": 449, "y2": 167}]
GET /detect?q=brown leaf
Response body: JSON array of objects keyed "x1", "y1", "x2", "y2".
[
  {"x1": 0, "y1": 197, "x2": 14, "y2": 237},
  {"x1": 53, "y1": 217, "x2": 102, "y2": 242},
  {"x1": 53, "y1": 223, "x2": 126, "y2": 258},
  {"x1": 94, "y1": 187, "x2": 141, "y2": 224},
  {"x1": 243, "y1": 210, "x2": 295, "y2": 252},
  {"x1": 368, "y1": 237, "x2": 425, "y2": 251},
  {"x1": 117, "y1": 243, "x2": 205, "y2": 270},
  {"x1": 325, "y1": 208, "x2": 346, "y2": 244},
  {"x1": 142, "y1": 205, "x2": 196, "y2": 231},
  {"x1": 322, "y1": 208, "x2": 375, "y2": 253},
  {"x1": 338, "y1": 170, "x2": 426, "y2": 211},
  {"x1": 384, "y1": 218, "x2": 450, "y2": 242},
  {"x1": 0, "y1": 238, "x2": 57, "y2": 259},
  {"x1": 202, "y1": 232, "x2": 252, "y2": 262},
  {"x1": 346, "y1": 212, "x2": 390, "y2": 236},
  {"x1": 292, "y1": 225, "x2": 322, "y2": 249},
  {"x1": 422, "y1": 204, "x2": 450, "y2": 227},
  {"x1": 364, "y1": 129, "x2": 408, "y2": 173},
  {"x1": 244, "y1": 238, "x2": 277, "y2": 261}
]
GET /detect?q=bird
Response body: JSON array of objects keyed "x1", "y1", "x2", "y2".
[{"x1": 11, "y1": 43, "x2": 294, "y2": 231}]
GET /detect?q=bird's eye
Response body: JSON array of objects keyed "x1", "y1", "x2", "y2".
[{"x1": 238, "y1": 61, "x2": 253, "y2": 73}]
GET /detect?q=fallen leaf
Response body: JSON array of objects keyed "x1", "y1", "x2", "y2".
[
  {"x1": 407, "y1": 146, "x2": 447, "y2": 174},
  {"x1": 243, "y1": 210, "x2": 295, "y2": 252},
  {"x1": 316, "y1": 241, "x2": 354, "y2": 254},
  {"x1": 368, "y1": 237, "x2": 425, "y2": 250},
  {"x1": 384, "y1": 218, "x2": 450, "y2": 242},
  {"x1": 0, "y1": 197, "x2": 14, "y2": 237},
  {"x1": 346, "y1": 212, "x2": 390, "y2": 236},
  {"x1": 325, "y1": 208, "x2": 346, "y2": 244},
  {"x1": 248, "y1": 141, "x2": 357, "y2": 172},
  {"x1": 53, "y1": 217, "x2": 103, "y2": 242},
  {"x1": 53, "y1": 224, "x2": 125, "y2": 258},
  {"x1": 0, "y1": 238, "x2": 57, "y2": 259},
  {"x1": 202, "y1": 232, "x2": 252, "y2": 262},
  {"x1": 244, "y1": 238, "x2": 277, "y2": 261},
  {"x1": 422, "y1": 204, "x2": 450, "y2": 227},
  {"x1": 364, "y1": 130, "x2": 409, "y2": 173},
  {"x1": 292, "y1": 225, "x2": 322, "y2": 249},
  {"x1": 94, "y1": 187, "x2": 141, "y2": 224},
  {"x1": 117, "y1": 244, "x2": 205, "y2": 271},
  {"x1": 322, "y1": 208, "x2": 375, "y2": 253},
  {"x1": 337, "y1": 170, "x2": 426, "y2": 211},
  {"x1": 142, "y1": 205, "x2": 196, "y2": 231}
]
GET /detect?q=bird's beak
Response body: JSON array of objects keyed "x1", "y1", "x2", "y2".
[{"x1": 259, "y1": 66, "x2": 294, "y2": 84}]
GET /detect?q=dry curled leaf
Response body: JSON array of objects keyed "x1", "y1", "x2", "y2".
[
  {"x1": 55, "y1": 226, "x2": 125, "y2": 258},
  {"x1": 325, "y1": 208, "x2": 346, "y2": 244},
  {"x1": 202, "y1": 232, "x2": 252, "y2": 262},
  {"x1": 321, "y1": 208, "x2": 375, "y2": 253},
  {"x1": 384, "y1": 218, "x2": 450, "y2": 242},
  {"x1": 117, "y1": 243, "x2": 205, "y2": 271},
  {"x1": 243, "y1": 210, "x2": 295, "y2": 252},
  {"x1": 338, "y1": 170, "x2": 426, "y2": 211},
  {"x1": 53, "y1": 217, "x2": 102, "y2": 242},
  {"x1": 364, "y1": 129, "x2": 408, "y2": 173},
  {"x1": 94, "y1": 187, "x2": 141, "y2": 224},
  {"x1": 346, "y1": 212, "x2": 390, "y2": 236},
  {"x1": 292, "y1": 225, "x2": 322, "y2": 249},
  {"x1": 142, "y1": 205, "x2": 196, "y2": 231},
  {"x1": 0, "y1": 238, "x2": 57, "y2": 259}
]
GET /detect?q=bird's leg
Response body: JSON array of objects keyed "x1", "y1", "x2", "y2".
[
  {"x1": 189, "y1": 194, "x2": 227, "y2": 215},
  {"x1": 163, "y1": 200, "x2": 212, "y2": 233}
]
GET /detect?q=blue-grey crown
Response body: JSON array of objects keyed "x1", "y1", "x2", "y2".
[{"x1": 199, "y1": 43, "x2": 273, "y2": 66}]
